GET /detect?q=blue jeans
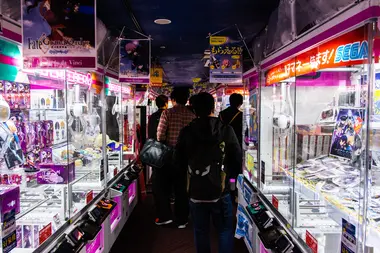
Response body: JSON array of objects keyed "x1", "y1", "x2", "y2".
[{"x1": 190, "y1": 194, "x2": 234, "y2": 253}]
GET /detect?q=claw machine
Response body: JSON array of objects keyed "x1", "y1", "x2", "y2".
[{"x1": 256, "y1": 1, "x2": 380, "y2": 252}]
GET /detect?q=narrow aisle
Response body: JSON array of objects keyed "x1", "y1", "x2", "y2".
[{"x1": 111, "y1": 196, "x2": 249, "y2": 253}]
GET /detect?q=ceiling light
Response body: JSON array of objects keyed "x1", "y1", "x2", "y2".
[
  {"x1": 154, "y1": 19, "x2": 171, "y2": 25},
  {"x1": 160, "y1": 46, "x2": 166, "y2": 49}
]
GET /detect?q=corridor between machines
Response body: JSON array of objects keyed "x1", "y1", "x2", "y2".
[{"x1": 0, "y1": 0, "x2": 376, "y2": 253}]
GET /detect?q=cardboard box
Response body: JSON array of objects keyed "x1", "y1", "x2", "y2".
[{"x1": 37, "y1": 163, "x2": 75, "y2": 184}]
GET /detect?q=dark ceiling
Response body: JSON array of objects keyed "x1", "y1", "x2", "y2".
[{"x1": 96, "y1": 0, "x2": 279, "y2": 85}]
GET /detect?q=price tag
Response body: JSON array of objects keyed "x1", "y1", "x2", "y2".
[
  {"x1": 272, "y1": 195, "x2": 279, "y2": 210},
  {"x1": 306, "y1": 230, "x2": 318, "y2": 253},
  {"x1": 39, "y1": 223, "x2": 52, "y2": 245},
  {"x1": 86, "y1": 190, "x2": 94, "y2": 204}
]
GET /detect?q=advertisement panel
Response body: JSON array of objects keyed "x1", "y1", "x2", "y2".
[
  {"x1": 22, "y1": 0, "x2": 97, "y2": 69},
  {"x1": 266, "y1": 26, "x2": 368, "y2": 85},
  {"x1": 210, "y1": 36, "x2": 243, "y2": 84},
  {"x1": 119, "y1": 39, "x2": 150, "y2": 84}
]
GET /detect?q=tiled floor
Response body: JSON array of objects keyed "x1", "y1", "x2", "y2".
[{"x1": 110, "y1": 195, "x2": 249, "y2": 253}]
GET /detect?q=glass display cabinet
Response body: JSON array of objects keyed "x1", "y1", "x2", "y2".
[
  {"x1": 105, "y1": 77, "x2": 135, "y2": 182},
  {"x1": 243, "y1": 72, "x2": 259, "y2": 185},
  {"x1": 253, "y1": 20, "x2": 378, "y2": 253}
]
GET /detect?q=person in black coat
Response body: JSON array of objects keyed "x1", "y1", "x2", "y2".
[
  {"x1": 219, "y1": 93, "x2": 243, "y2": 146},
  {"x1": 148, "y1": 95, "x2": 168, "y2": 140}
]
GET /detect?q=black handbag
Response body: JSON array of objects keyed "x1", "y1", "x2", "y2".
[{"x1": 139, "y1": 138, "x2": 173, "y2": 168}]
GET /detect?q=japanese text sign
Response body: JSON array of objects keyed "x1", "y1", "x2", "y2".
[
  {"x1": 210, "y1": 36, "x2": 243, "y2": 84},
  {"x1": 266, "y1": 26, "x2": 368, "y2": 85}
]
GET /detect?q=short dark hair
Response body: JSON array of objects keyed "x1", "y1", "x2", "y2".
[
  {"x1": 189, "y1": 95, "x2": 197, "y2": 106},
  {"x1": 155, "y1": 95, "x2": 168, "y2": 108},
  {"x1": 170, "y1": 87, "x2": 190, "y2": 105},
  {"x1": 229, "y1": 93, "x2": 243, "y2": 107},
  {"x1": 193, "y1": 92, "x2": 215, "y2": 118}
]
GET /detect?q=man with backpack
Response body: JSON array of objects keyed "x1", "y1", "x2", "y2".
[{"x1": 175, "y1": 92, "x2": 242, "y2": 253}]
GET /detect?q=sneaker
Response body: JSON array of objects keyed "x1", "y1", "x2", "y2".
[
  {"x1": 155, "y1": 218, "x2": 173, "y2": 226},
  {"x1": 178, "y1": 222, "x2": 188, "y2": 229}
]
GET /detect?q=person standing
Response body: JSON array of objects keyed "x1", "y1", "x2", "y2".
[
  {"x1": 175, "y1": 92, "x2": 242, "y2": 253},
  {"x1": 148, "y1": 95, "x2": 168, "y2": 140},
  {"x1": 219, "y1": 93, "x2": 243, "y2": 180},
  {"x1": 156, "y1": 87, "x2": 195, "y2": 228}
]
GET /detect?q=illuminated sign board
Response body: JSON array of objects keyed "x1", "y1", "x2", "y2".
[{"x1": 266, "y1": 26, "x2": 368, "y2": 85}]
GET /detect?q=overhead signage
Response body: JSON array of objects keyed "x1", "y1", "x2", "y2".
[
  {"x1": 119, "y1": 39, "x2": 150, "y2": 84},
  {"x1": 209, "y1": 36, "x2": 243, "y2": 84},
  {"x1": 150, "y1": 67, "x2": 163, "y2": 87},
  {"x1": 225, "y1": 87, "x2": 244, "y2": 95},
  {"x1": 25, "y1": 70, "x2": 92, "y2": 87},
  {"x1": 22, "y1": 0, "x2": 97, "y2": 69},
  {"x1": 266, "y1": 26, "x2": 368, "y2": 85}
]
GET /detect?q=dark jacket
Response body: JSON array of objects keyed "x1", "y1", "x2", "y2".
[
  {"x1": 175, "y1": 117, "x2": 242, "y2": 185},
  {"x1": 147, "y1": 109, "x2": 164, "y2": 140},
  {"x1": 219, "y1": 107, "x2": 243, "y2": 146}
]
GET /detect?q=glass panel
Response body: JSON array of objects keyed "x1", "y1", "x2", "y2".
[
  {"x1": 367, "y1": 23, "x2": 380, "y2": 252},
  {"x1": 0, "y1": 71, "x2": 68, "y2": 251},
  {"x1": 105, "y1": 78, "x2": 123, "y2": 181},
  {"x1": 291, "y1": 28, "x2": 368, "y2": 252},
  {"x1": 66, "y1": 71, "x2": 104, "y2": 217},
  {"x1": 260, "y1": 59, "x2": 296, "y2": 224},
  {"x1": 243, "y1": 75, "x2": 259, "y2": 185}
]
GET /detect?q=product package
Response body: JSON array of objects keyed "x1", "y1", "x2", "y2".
[
  {"x1": 297, "y1": 133, "x2": 332, "y2": 163},
  {"x1": 37, "y1": 163, "x2": 75, "y2": 184},
  {"x1": 0, "y1": 185, "x2": 20, "y2": 216}
]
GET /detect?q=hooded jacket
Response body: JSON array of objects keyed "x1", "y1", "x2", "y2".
[{"x1": 174, "y1": 117, "x2": 242, "y2": 188}]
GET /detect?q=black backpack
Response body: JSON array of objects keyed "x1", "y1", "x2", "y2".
[{"x1": 187, "y1": 129, "x2": 226, "y2": 201}]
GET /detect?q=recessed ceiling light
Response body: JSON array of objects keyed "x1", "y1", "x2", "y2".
[
  {"x1": 154, "y1": 19, "x2": 171, "y2": 25},
  {"x1": 160, "y1": 46, "x2": 166, "y2": 49}
]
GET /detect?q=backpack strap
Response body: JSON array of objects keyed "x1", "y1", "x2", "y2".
[{"x1": 229, "y1": 111, "x2": 241, "y2": 125}]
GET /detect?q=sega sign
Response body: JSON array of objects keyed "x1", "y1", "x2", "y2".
[{"x1": 334, "y1": 40, "x2": 368, "y2": 63}]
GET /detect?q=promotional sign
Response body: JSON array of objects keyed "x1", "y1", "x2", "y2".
[
  {"x1": 374, "y1": 73, "x2": 380, "y2": 120},
  {"x1": 39, "y1": 223, "x2": 52, "y2": 245},
  {"x1": 86, "y1": 190, "x2": 94, "y2": 204},
  {"x1": 330, "y1": 108, "x2": 365, "y2": 159},
  {"x1": 341, "y1": 219, "x2": 356, "y2": 253},
  {"x1": 22, "y1": 0, "x2": 97, "y2": 69},
  {"x1": 150, "y1": 67, "x2": 163, "y2": 87},
  {"x1": 272, "y1": 195, "x2": 279, "y2": 210},
  {"x1": 2, "y1": 209, "x2": 16, "y2": 253},
  {"x1": 119, "y1": 39, "x2": 150, "y2": 84},
  {"x1": 306, "y1": 230, "x2": 318, "y2": 253},
  {"x1": 266, "y1": 26, "x2": 368, "y2": 85},
  {"x1": 209, "y1": 36, "x2": 243, "y2": 84}
]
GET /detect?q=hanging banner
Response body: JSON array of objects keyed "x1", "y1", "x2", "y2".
[
  {"x1": 341, "y1": 219, "x2": 356, "y2": 253},
  {"x1": 209, "y1": 36, "x2": 243, "y2": 84},
  {"x1": 119, "y1": 39, "x2": 150, "y2": 84},
  {"x1": 150, "y1": 67, "x2": 163, "y2": 87},
  {"x1": 266, "y1": 26, "x2": 368, "y2": 85},
  {"x1": 22, "y1": 0, "x2": 96, "y2": 69}
]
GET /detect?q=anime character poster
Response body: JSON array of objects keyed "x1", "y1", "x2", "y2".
[
  {"x1": 119, "y1": 39, "x2": 150, "y2": 84},
  {"x1": 22, "y1": 0, "x2": 97, "y2": 69},
  {"x1": 209, "y1": 36, "x2": 243, "y2": 84},
  {"x1": 330, "y1": 108, "x2": 365, "y2": 159},
  {"x1": 373, "y1": 73, "x2": 380, "y2": 121}
]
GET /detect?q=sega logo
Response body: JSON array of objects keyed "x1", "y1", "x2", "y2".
[{"x1": 334, "y1": 40, "x2": 368, "y2": 63}]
